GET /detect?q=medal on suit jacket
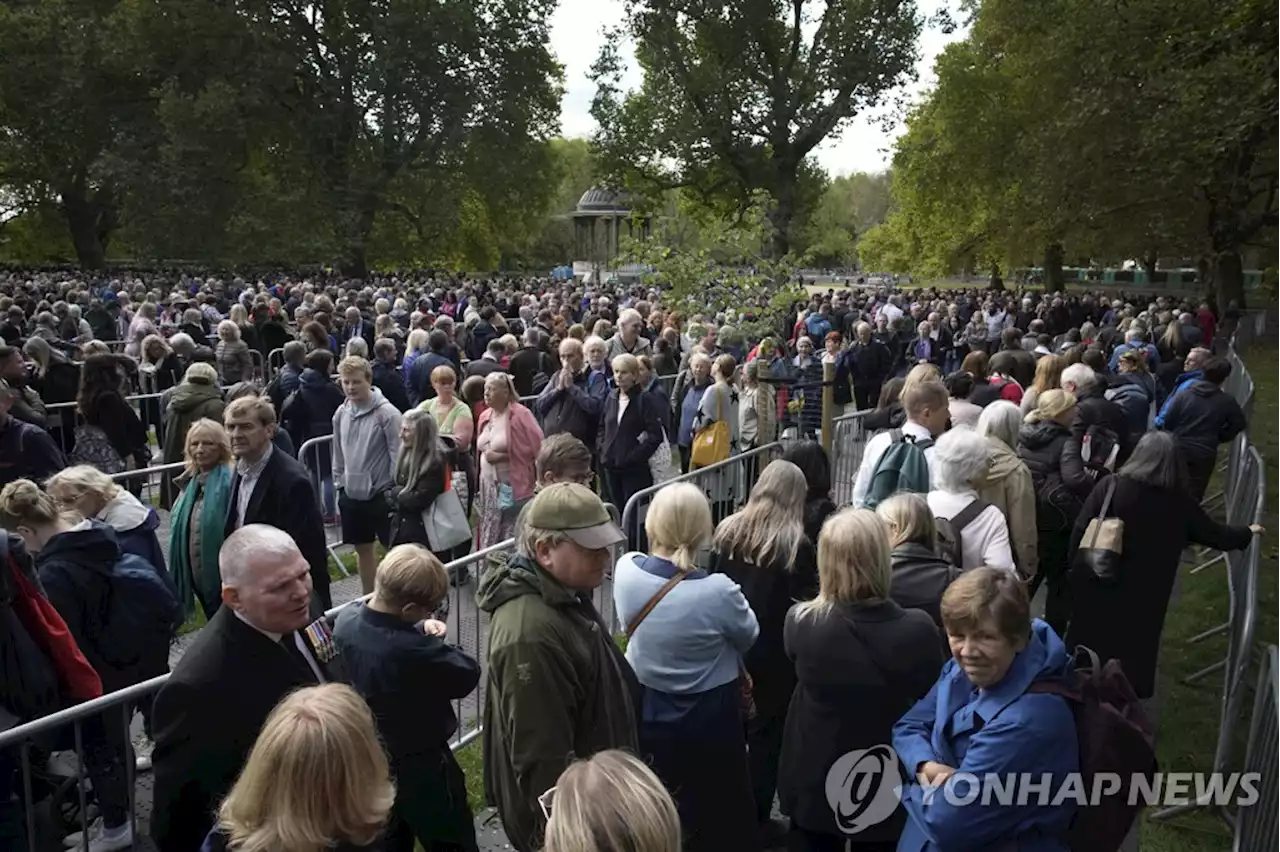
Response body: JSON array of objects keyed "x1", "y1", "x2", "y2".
[{"x1": 303, "y1": 617, "x2": 339, "y2": 664}]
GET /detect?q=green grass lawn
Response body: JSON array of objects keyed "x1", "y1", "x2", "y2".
[{"x1": 1136, "y1": 344, "x2": 1277, "y2": 852}]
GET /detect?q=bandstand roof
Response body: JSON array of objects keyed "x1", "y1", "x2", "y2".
[{"x1": 575, "y1": 188, "x2": 632, "y2": 215}]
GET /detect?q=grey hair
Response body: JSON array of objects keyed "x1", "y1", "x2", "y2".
[
  {"x1": 930, "y1": 426, "x2": 992, "y2": 493},
  {"x1": 976, "y1": 401, "x2": 1022, "y2": 451},
  {"x1": 219, "y1": 524, "x2": 303, "y2": 586},
  {"x1": 1061, "y1": 363, "x2": 1098, "y2": 394}
]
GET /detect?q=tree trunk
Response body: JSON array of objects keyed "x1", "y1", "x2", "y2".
[
  {"x1": 1141, "y1": 248, "x2": 1158, "y2": 274},
  {"x1": 1043, "y1": 243, "x2": 1064, "y2": 291},
  {"x1": 61, "y1": 187, "x2": 113, "y2": 270},
  {"x1": 989, "y1": 263, "x2": 1004, "y2": 291},
  {"x1": 767, "y1": 178, "x2": 795, "y2": 259},
  {"x1": 1214, "y1": 250, "x2": 1246, "y2": 310}
]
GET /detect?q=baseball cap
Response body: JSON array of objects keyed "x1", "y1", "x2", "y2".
[{"x1": 523, "y1": 483, "x2": 625, "y2": 550}]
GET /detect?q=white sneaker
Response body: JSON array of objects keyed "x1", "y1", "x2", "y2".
[{"x1": 63, "y1": 819, "x2": 133, "y2": 851}]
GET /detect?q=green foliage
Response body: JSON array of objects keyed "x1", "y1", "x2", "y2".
[
  {"x1": 591, "y1": 0, "x2": 926, "y2": 257},
  {"x1": 0, "y1": 0, "x2": 564, "y2": 274},
  {"x1": 798, "y1": 171, "x2": 893, "y2": 267},
  {"x1": 874, "y1": 0, "x2": 1277, "y2": 304},
  {"x1": 617, "y1": 192, "x2": 805, "y2": 331}
]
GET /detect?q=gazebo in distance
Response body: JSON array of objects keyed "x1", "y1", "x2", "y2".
[{"x1": 572, "y1": 187, "x2": 650, "y2": 283}]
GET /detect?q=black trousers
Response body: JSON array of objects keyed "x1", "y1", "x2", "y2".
[
  {"x1": 1031, "y1": 528, "x2": 1073, "y2": 636},
  {"x1": 679, "y1": 444, "x2": 692, "y2": 474},
  {"x1": 747, "y1": 707, "x2": 786, "y2": 823},
  {"x1": 853, "y1": 385, "x2": 881, "y2": 412},
  {"x1": 603, "y1": 464, "x2": 654, "y2": 552},
  {"x1": 1185, "y1": 452, "x2": 1217, "y2": 504}
]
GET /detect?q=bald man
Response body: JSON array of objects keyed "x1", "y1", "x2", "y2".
[{"x1": 150, "y1": 525, "x2": 342, "y2": 852}]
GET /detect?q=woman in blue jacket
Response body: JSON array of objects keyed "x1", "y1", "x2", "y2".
[
  {"x1": 46, "y1": 465, "x2": 166, "y2": 574},
  {"x1": 893, "y1": 567, "x2": 1079, "y2": 852}
]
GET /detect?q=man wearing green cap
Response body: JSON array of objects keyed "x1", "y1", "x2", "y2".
[{"x1": 477, "y1": 482, "x2": 639, "y2": 852}]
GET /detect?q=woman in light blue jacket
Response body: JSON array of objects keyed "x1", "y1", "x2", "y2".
[
  {"x1": 893, "y1": 567, "x2": 1079, "y2": 852},
  {"x1": 613, "y1": 482, "x2": 762, "y2": 852}
]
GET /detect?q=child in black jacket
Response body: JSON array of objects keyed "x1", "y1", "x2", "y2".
[{"x1": 333, "y1": 544, "x2": 480, "y2": 852}]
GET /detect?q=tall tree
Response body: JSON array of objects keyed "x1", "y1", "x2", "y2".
[
  {"x1": 590, "y1": 0, "x2": 927, "y2": 257},
  {"x1": 256, "y1": 0, "x2": 562, "y2": 277},
  {"x1": 0, "y1": 0, "x2": 159, "y2": 267}
]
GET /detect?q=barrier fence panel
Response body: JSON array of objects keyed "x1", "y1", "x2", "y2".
[
  {"x1": 0, "y1": 538, "x2": 511, "y2": 850},
  {"x1": 830, "y1": 410, "x2": 874, "y2": 507},
  {"x1": 267, "y1": 347, "x2": 285, "y2": 379},
  {"x1": 1233, "y1": 645, "x2": 1278, "y2": 852},
  {"x1": 297, "y1": 435, "x2": 349, "y2": 578}
]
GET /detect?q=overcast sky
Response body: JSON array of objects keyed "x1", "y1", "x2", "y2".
[{"x1": 548, "y1": 0, "x2": 967, "y2": 177}]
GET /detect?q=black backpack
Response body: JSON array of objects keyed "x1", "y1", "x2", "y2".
[
  {"x1": 934, "y1": 498, "x2": 990, "y2": 569},
  {"x1": 1025, "y1": 646, "x2": 1157, "y2": 852}
]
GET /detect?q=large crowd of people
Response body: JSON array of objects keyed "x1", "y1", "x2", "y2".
[{"x1": 0, "y1": 266, "x2": 1264, "y2": 852}]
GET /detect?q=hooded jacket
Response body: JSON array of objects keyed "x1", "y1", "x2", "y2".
[
  {"x1": 163, "y1": 379, "x2": 226, "y2": 465},
  {"x1": 332, "y1": 388, "x2": 402, "y2": 500},
  {"x1": 976, "y1": 437, "x2": 1039, "y2": 577},
  {"x1": 476, "y1": 554, "x2": 639, "y2": 852},
  {"x1": 1153, "y1": 368, "x2": 1203, "y2": 426},
  {"x1": 894, "y1": 620, "x2": 1079, "y2": 852},
  {"x1": 1158, "y1": 380, "x2": 1246, "y2": 459},
  {"x1": 36, "y1": 522, "x2": 127, "y2": 689},
  {"x1": 285, "y1": 367, "x2": 345, "y2": 447},
  {"x1": 1106, "y1": 371, "x2": 1157, "y2": 435},
  {"x1": 97, "y1": 489, "x2": 166, "y2": 574}
]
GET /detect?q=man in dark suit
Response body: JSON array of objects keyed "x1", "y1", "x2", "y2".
[
  {"x1": 223, "y1": 395, "x2": 332, "y2": 609},
  {"x1": 464, "y1": 338, "x2": 506, "y2": 381},
  {"x1": 340, "y1": 306, "x2": 375, "y2": 352},
  {"x1": 150, "y1": 525, "x2": 340, "y2": 852}
]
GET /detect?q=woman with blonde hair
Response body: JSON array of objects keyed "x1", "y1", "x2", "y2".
[
  {"x1": 1017, "y1": 389, "x2": 1093, "y2": 633},
  {"x1": 216, "y1": 319, "x2": 255, "y2": 384},
  {"x1": 46, "y1": 464, "x2": 166, "y2": 572},
  {"x1": 709, "y1": 460, "x2": 816, "y2": 838},
  {"x1": 598, "y1": 353, "x2": 663, "y2": 547},
  {"x1": 1020, "y1": 353, "x2": 1065, "y2": 416},
  {"x1": 542, "y1": 750, "x2": 681, "y2": 852},
  {"x1": 229, "y1": 303, "x2": 262, "y2": 361},
  {"x1": 876, "y1": 492, "x2": 960, "y2": 629},
  {"x1": 779, "y1": 508, "x2": 943, "y2": 852},
  {"x1": 613, "y1": 483, "x2": 761, "y2": 851},
  {"x1": 168, "y1": 418, "x2": 235, "y2": 618},
  {"x1": 475, "y1": 371, "x2": 543, "y2": 549},
  {"x1": 23, "y1": 334, "x2": 80, "y2": 450},
  {"x1": 205, "y1": 684, "x2": 395, "y2": 852}
]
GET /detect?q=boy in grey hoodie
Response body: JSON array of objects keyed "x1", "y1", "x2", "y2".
[{"x1": 333, "y1": 356, "x2": 403, "y2": 593}]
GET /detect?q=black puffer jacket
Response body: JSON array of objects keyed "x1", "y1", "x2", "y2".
[
  {"x1": 1071, "y1": 387, "x2": 1134, "y2": 467},
  {"x1": 889, "y1": 542, "x2": 961, "y2": 630},
  {"x1": 1017, "y1": 420, "x2": 1096, "y2": 530}
]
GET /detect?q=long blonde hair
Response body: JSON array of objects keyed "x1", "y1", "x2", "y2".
[
  {"x1": 1031, "y1": 354, "x2": 1066, "y2": 394},
  {"x1": 712, "y1": 460, "x2": 806, "y2": 570},
  {"x1": 543, "y1": 750, "x2": 680, "y2": 852},
  {"x1": 217, "y1": 684, "x2": 395, "y2": 852},
  {"x1": 793, "y1": 508, "x2": 891, "y2": 620}
]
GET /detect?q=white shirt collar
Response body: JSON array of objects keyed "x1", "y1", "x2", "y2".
[{"x1": 234, "y1": 609, "x2": 282, "y2": 643}]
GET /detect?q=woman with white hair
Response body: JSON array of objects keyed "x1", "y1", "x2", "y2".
[
  {"x1": 1061, "y1": 361, "x2": 1132, "y2": 470},
  {"x1": 583, "y1": 335, "x2": 610, "y2": 391},
  {"x1": 926, "y1": 427, "x2": 1015, "y2": 572},
  {"x1": 779, "y1": 508, "x2": 943, "y2": 851},
  {"x1": 975, "y1": 401, "x2": 1038, "y2": 578},
  {"x1": 216, "y1": 319, "x2": 255, "y2": 384},
  {"x1": 613, "y1": 483, "x2": 761, "y2": 851}
]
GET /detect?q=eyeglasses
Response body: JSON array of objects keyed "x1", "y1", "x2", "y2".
[{"x1": 537, "y1": 785, "x2": 556, "y2": 820}]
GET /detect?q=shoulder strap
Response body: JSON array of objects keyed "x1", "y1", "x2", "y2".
[
  {"x1": 626, "y1": 569, "x2": 690, "y2": 637},
  {"x1": 889, "y1": 428, "x2": 904, "y2": 444},
  {"x1": 950, "y1": 498, "x2": 989, "y2": 532}
]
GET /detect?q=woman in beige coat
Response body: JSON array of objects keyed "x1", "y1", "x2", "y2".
[{"x1": 975, "y1": 401, "x2": 1039, "y2": 578}]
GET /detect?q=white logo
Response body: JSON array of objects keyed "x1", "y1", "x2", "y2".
[{"x1": 824, "y1": 745, "x2": 902, "y2": 834}]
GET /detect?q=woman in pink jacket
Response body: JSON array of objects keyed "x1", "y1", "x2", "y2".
[{"x1": 475, "y1": 372, "x2": 543, "y2": 549}]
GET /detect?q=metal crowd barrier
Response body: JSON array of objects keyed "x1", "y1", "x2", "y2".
[
  {"x1": 0, "y1": 537, "x2": 514, "y2": 851},
  {"x1": 1153, "y1": 446, "x2": 1265, "y2": 821},
  {"x1": 297, "y1": 435, "x2": 350, "y2": 578},
  {"x1": 1233, "y1": 645, "x2": 1278, "y2": 851},
  {"x1": 267, "y1": 347, "x2": 285, "y2": 378},
  {"x1": 616, "y1": 441, "x2": 784, "y2": 631},
  {"x1": 249, "y1": 348, "x2": 265, "y2": 381},
  {"x1": 829, "y1": 410, "x2": 874, "y2": 506}
]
